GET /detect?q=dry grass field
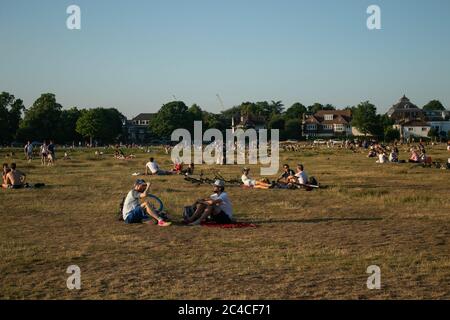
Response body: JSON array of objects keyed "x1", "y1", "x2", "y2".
[{"x1": 0, "y1": 145, "x2": 449, "y2": 299}]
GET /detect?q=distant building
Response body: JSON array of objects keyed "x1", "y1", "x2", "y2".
[
  {"x1": 387, "y1": 95, "x2": 425, "y2": 122},
  {"x1": 231, "y1": 114, "x2": 266, "y2": 134},
  {"x1": 387, "y1": 95, "x2": 450, "y2": 139},
  {"x1": 393, "y1": 120, "x2": 431, "y2": 139},
  {"x1": 302, "y1": 109, "x2": 353, "y2": 137},
  {"x1": 124, "y1": 113, "x2": 156, "y2": 143}
]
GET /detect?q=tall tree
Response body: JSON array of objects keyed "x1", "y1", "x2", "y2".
[
  {"x1": 284, "y1": 119, "x2": 302, "y2": 140},
  {"x1": 76, "y1": 108, "x2": 124, "y2": 145},
  {"x1": 284, "y1": 102, "x2": 306, "y2": 120},
  {"x1": 422, "y1": 100, "x2": 446, "y2": 111},
  {"x1": 0, "y1": 92, "x2": 25, "y2": 144},
  {"x1": 351, "y1": 101, "x2": 380, "y2": 136},
  {"x1": 58, "y1": 107, "x2": 83, "y2": 143},
  {"x1": 307, "y1": 103, "x2": 324, "y2": 114},
  {"x1": 17, "y1": 93, "x2": 62, "y2": 142},
  {"x1": 149, "y1": 101, "x2": 192, "y2": 138}
]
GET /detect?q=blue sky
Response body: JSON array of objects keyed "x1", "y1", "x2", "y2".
[{"x1": 1, "y1": 0, "x2": 449, "y2": 117}]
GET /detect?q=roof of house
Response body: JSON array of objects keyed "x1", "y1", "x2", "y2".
[
  {"x1": 132, "y1": 113, "x2": 156, "y2": 121},
  {"x1": 398, "y1": 119, "x2": 430, "y2": 127},
  {"x1": 387, "y1": 95, "x2": 422, "y2": 116},
  {"x1": 304, "y1": 110, "x2": 352, "y2": 125}
]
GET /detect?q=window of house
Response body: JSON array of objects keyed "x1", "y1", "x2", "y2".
[
  {"x1": 323, "y1": 124, "x2": 333, "y2": 130},
  {"x1": 335, "y1": 124, "x2": 344, "y2": 131},
  {"x1": 422, "y1": 128, "x2": 427, "y2": 131},
  {"x1": 408, "y1": 128, "x2": 413, "y2": 131},
  {"x1": 324, "y1": 114, "x2": 333, "y2": 121},
  {"x1": 307, "y1": 124, "x2": 316, "y2": 130}
]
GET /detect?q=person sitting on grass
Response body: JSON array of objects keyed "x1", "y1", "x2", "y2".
[
  {"x1": 2, "y1": 163, "x2": 27, "y2": 189},
  {"x1": 389, "y1": 147, "x2": 399, "y2": 163},
  {"x1": 294, "y1": 164, "x2": 308, "y2": 185},
  {"x1": 376, "y1": 151, "x2": 388, "y2": 163},
  {"x1": 277, "y1": 164, "x2": 296, "y2": 185},
  {"x1": 409, "y1": 149, "x2": 420, "y2": 163},
  {"x1": 185, "y1": 180, "x2": 234, "y2": 226},
  {"x1": 145, "y1": 157, "x2": 172, "y2": 175},
  {"x1": 122, "y1": 179, "x2": 171, "y2": 226},
  {"x1": 241, "y1": 168, "x2": 272, "y2": 189}
]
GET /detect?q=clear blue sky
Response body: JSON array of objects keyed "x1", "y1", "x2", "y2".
[{"x1": 1, "y1": 0, "x2": 449, "y2": 118}]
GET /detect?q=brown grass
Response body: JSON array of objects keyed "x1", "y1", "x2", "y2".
[{"x1": 0, "y1": 145, "x2": 449, "y2": 299}]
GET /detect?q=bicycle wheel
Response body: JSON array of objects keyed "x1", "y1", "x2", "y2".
[{"x1": 146, "y1": 194, "x2": 164, "y2": 212}]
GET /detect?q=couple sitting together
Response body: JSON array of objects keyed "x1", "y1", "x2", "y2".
[
  {"x1": 144, "y1": 157, "x2": 195, "y2": 176},
  {"x1": 240, "y1": 164, "x2": 310, "y2": 189},
  {"x1": 122, "y1": 179, "x2": 233, "y2": 226}
]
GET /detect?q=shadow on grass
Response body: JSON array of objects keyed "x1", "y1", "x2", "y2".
[{"x1": 245, "y1": 217, "x2": 383, "y2": 224}]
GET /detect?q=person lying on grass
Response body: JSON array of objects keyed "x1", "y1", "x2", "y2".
[
  {"x1": 241, "y1": 168, "x2": 272, "y2": 189},
  {"x1": 185, "y1": 180, "x2": 234, "y2": 226},
  {"x1": 2, "y1": 163, "x2": 27, "y2": 189},
  {"x1": 145, "y1": 157, "x2": 172, "y2": 175},
  {"x1": 122, "y1": 179, "x2": 171, "y2": 226}
]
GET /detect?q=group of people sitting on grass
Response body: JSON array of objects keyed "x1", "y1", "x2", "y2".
[
  {"x1": 2, "y1": 163, "x2": 27, "y2": 189},
  {"x1": 366, "y1": 141, "x2": 433, "y2": 164},
  {"x1": 121, "y1": 178, "x2": 233, "y2": 227},
  {"x1": 144, "y1": 157, "x2": 195, "y2": 176},
  {"x1": 114, "y1": 148, "x2": 135, "y2": 160},
  {"x1": 241, "y1": 163, "x2": 315, "y2": 190}
]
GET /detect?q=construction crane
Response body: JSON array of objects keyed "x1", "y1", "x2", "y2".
[{"x1": 216, "y1": 94, "x2": 225, "y2": 111}]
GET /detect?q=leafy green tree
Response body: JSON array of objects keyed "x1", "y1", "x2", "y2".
[
  {"x1": 17, "y1": 93, "x2": 62, "y2": 142},
  {"x1": 307, "y1": 103, "x2": 324, "y2": 114},
  {"x1": 427, "y1": 127, "x2": 439, "y2": 140},
  {"x1": 0, "y1": 92, "x2": 24, "y2": 144},
  {"x1": 76, "y1": 108, "x2": 124, "y2": 145},
  {"x1": 188, "y1": 104, "x2": 203, "y2": 122},
  {"x1": 384, "y1": 127, "x2": 400, "y2": 142},
  {"x1": 268, "y1": 114, "x2": 286, "y2": 140},
  {"x1": 422, "y1": 100, "x2": 446, "y2": 111},
  {"x1": 149, "y1": 101, "x2": 192, "y2": 138},
  {"x1": 58, "y1": 107, "x2": 83, "y2": 143},
  {"x1": 284, "y1": 119, "x2": 301, "y2": 140},
  {"x1": 284, "y1": 103, "x2": 306, "y2": 120},
  {"x1": 351, "y1": 101, "x2": 380, "y2": 136}
]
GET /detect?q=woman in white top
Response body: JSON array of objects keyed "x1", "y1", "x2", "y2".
[{"x1": 241, "y1": 168, "x2": 272, "y2": 189}]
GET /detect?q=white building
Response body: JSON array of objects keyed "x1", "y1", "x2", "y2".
[{"x1": 393, "y1": 120, "x2": 431, "y2": 139}]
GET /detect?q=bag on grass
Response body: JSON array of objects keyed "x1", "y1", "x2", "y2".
[{"x1": 308, "y1": 176, "x2": 319, "y2": 187}]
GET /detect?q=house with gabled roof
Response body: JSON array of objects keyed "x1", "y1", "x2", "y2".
[
  {"x1": 302, "y1": 109, "x2": 353, "y2": 137},
  {"x1": 124, "y1": 113, "x2": 156, "y2": 143}
]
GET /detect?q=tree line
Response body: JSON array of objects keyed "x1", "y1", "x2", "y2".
[{"x1": 1, "y1": 91, "x2": 447, "y2": 145}]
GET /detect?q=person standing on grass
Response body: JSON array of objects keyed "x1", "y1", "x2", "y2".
[
  {"x1": 186, "y1": 180, "x2": 234, "y2": 226},
  {"x1": 47, "y1": 140, "x2": 56, "y2": 162},
  {"x1": 122, "y1": 179, "x2": 171, "y2": 226},
  {"x1": 40, "y1": 141, "x2": 48, "y2": 166}
]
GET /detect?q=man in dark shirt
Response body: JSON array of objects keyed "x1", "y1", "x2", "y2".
[{"x1": 277, "y1": 164, "x2": 295, "y2": 184}]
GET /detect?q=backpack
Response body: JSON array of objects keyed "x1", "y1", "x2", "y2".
[{"x1": 308, "y1": 176, "x2": 319, "y2": 187}]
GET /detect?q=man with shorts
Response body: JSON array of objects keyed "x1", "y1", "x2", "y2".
[
  {"x1": 186, "y1": 180, "x2": 234, "y2": 225},
  {"x1": 122, "y1": 179, "x2": 171, "y2": 226}
]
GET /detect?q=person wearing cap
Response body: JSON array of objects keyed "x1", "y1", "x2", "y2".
[
  {"x1": 241, "y1": 168, "x2": 272, "y2": 189},
  {"x1": 186, "y1": 180, "x2": 234, "y2": 225},
  {"x1": 122, "y1": 179, "x2": 171, "y2": 226}
]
